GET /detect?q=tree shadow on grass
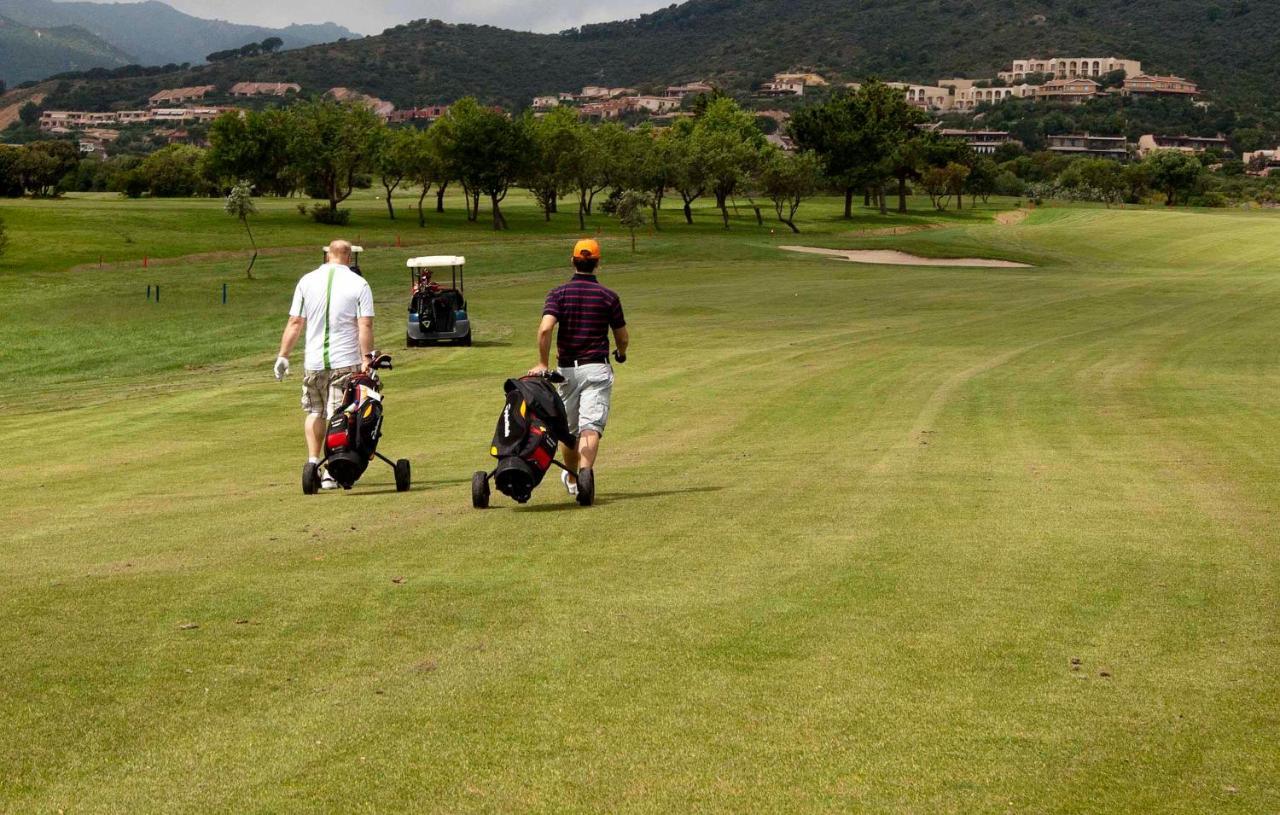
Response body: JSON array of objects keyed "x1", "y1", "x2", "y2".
[{"x1": 512, "y1": 485, "x2": 724, "y2": 513}]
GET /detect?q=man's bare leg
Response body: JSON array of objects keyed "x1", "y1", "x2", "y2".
[
  {"x1": 305, "y1": 414, "x2": 325, "y2": 460},
  {"x1": 564, "y1": 430, "x2": 600, "y2": 484}
]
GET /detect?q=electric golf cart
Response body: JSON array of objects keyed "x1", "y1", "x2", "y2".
[{"x1": 406, "y1": 255, "x2": 472, "y2": 347}]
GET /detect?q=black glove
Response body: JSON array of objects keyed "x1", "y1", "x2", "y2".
[{"x1": 612, "y1": 350, "x2": 627, "y2": 364}]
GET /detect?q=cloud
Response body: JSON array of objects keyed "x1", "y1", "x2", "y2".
[{"x1": 159, "y1": 0, "x2": 671, "y2": 35}]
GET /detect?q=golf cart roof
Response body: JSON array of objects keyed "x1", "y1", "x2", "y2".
[
  {"x1": 322, "y1": 245, "x2": 364, "y2": 253},
  {"x1": 407, "y1": 255, "x2": 465, "y2": 269}
]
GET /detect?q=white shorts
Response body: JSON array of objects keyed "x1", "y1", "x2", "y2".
[{"x1": 557, "y1": 363, "x2": 614, "y2": 437}]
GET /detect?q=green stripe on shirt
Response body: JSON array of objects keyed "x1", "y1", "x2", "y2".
[{"x1": 322, "y1": 266, "x2": 335, "y2": 369}]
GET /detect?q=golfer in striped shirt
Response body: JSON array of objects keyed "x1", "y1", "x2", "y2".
[
  {"x1": 273, "y1": 239, "x2": 375, "y2": 490},
  {"x1": 528, "y1": 239, "x2": 629, "y2": 497}
]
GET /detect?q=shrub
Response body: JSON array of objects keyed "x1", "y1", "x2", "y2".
[
  {"x1": 310, "y1": 205, "x2": 351, "y2": 225},
  {"x1": 994, "y1": 170, "x2": 1026, "y2": 197},
  {"x1": 0, "y1": 213, "x2": 8, "y2": 259},
  {"x1": 1192, "y1": 191, "x2": 1228, "y2": 208}
]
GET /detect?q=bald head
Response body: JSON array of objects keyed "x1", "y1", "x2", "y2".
[{"x1": 326, "y1": 240, "x2": 352, "y2": 266}]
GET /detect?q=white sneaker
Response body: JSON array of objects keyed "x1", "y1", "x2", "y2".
[
  {"x1": 321, "y1": 473, "x2": 339, "y2": 490},
  {"x1": 561, "y1": 470, "x2": 578, "y2": 496}
]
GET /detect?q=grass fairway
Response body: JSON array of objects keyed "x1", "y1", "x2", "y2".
[{"x1": 1, "y1": 191, "x2": 1277, "y2": 813}]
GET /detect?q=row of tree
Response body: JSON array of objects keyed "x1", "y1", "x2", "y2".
[
  {"x1": 203, "y1": 94, "x2": 826, "y2": 232},
  {"x1": 6, "y1": 81, "x2": 1267, "y2": 224}
]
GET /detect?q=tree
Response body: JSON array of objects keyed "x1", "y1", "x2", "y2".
[
  {"x1": 373, "y1": 127, "x2": 417, "y2": 220},
  {"x1": 693, "y1": 97, "x2": 765, "y2": 228},
  {"x1": 207, "y1": 109, "x2": 297, "y2": 196},
  {"x1": 759, "y1": 148, "x2": 821, "y2": 233},
  {"x1": 17, "y1": 141, "x2": 79, "y2": 197},
  {"x1": 615, "y1": 190, "x2": 653, "y2": 252},
  {"x1": 944, "y1": 161, "x2": 970, "y2": 209},
  {"x1": 965, "y1": 156, "x2": 999, "y2": 203},
  {"x1": 224, "y1": 180, "x2": 258, "y2": 278},
  {"x1": 920, "y1": 166, "x2": 949, "y2": 210},
  {"x1": 562, "y1": 121, "x2": 609, "y2": 229},
  {"x1": 635, "y1": 128, "x2": 674, "y2": 229},
  {"x1": 790, "y1": 81, "x2": 925, "y2": 218},
  {"x1": 288, "y1": 100, "x2": 382, "y2": 216},
  {"x1": 403, "y1": 128, "x2": 447, "y2": 227},
  {"x1": 1075, "y1": 158, "x2": 1126, "y2": 206},
  {"x1": 1144, "y1": 149, "x2": 1205, "y2": 205},
  {"x1": 666, "y1": 119, "x2": 706, "y2": 224},
  {"x1": 0, "y1": 213, "x2": 7, "y2": 260},
  {"x1": 522, "y1": 107, "x2": 581, "y2": 221},
  {"x1": 139, "y1": 144, "x2": 207, "y2": 197},
  {"x1": 0, "y1": 148, "x2": 23, "y2": 197},
  {"x1": 1122, "y1": 162, "x2": 1154, "y2": 203},
  {"x1": 260, "y1": 36, "x2": 284, "y2": 53},
  {"x1": 18, "y1": 102, "x2": 41, "y2": 127},
  {"x1": 445, "y1": 102, "x2": 530, "y2": 230}
]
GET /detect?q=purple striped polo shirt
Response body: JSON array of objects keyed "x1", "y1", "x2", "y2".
[{"x1": 543, "y1": 274, "x2": 626, "y2": 364}]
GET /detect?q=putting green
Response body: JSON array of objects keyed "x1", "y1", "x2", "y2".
[{"x1": 1, "y1": 191, "x2": 1277, "y2": 813}]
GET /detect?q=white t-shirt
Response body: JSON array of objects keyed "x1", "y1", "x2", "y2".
[{"x1": 288, "y1": 264, "x2": 375, "y2": 371}]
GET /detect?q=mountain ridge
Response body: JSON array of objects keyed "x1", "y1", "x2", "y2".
[
  {"x1": 17, "y1": 0, "x2": 1280, "y2": 113},
  {"x1": 0, "y1": 0, "x2": 356, "y2": 83}
]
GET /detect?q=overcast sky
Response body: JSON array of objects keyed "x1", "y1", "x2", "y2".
[{"x1": 150, "y1": 0, "x2": 671, "y2": 35}]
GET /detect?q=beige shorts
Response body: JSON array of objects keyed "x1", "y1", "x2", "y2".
[
  {"x1": 557, "y1": 363, "x2": 614, "y2": 436},
  {"x1": 301, "y1": 365, "x2": 362, "y2": 417}
]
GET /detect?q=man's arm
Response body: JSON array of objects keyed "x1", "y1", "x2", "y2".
[
  {"x1": 528, "y1": 314, "x2": 557, "y2": 376},
  {"x1": 358, "y1": 316, "x2": 374, "y2": 369},
  {"x1": 613, "y1": 325, "x2": 629, "y2": 359},
  {"x1": 277, "y1": 316, "x2": 304, "y2": 359}
]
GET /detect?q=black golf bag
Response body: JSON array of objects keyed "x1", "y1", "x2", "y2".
[
  {"x1": 411, "y1": 287, "x2": 461, "y2": 334},
  {"x1": 324, "y1": 372, "x2": 385, "y2": 488},
  {"x1": 490, "y1": 376, "x2": 576, "y2": 503}
]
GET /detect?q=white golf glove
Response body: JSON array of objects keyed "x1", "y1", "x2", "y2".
[{"x1": 273, "y1": 356, "x2": 290, "y2": 381}]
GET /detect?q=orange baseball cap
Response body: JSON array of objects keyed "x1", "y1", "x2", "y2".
[{"x1": 572, "y1": 238, "x2": 601, "y2": 261}]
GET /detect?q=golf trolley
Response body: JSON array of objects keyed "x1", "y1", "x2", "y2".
[
  {"x1": 322, "y1": 245, "x2": 364, "y2": 276},
  {"x1": 406, "y1": 255, "x2": 472, "y2": 346},
  {"x1": 472, "y1": 372, "x2": 594, "y2": 508},
  {"x1": 302, "y1": 352, "x2": 411, "y2": 495}
]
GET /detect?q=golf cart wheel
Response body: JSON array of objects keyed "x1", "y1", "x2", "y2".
[
  {"x1": 405, "y1": 333, "x2": 420, "y2": 348},
  {"x1": 471, "y1": 471, "x2": 490, "y2": 509},
  {"x1": 394, "y1": 459, "x2": 411, "y2": 492},
  {"x1": 459, "y1": 333, "x2": 473, "y2": 347},
  {"x1": 576, "y1": 468, "x2": 595, "y2": 507},
  {"x1": 302, "y1": 462, "x2": 320, "y2": 495}
]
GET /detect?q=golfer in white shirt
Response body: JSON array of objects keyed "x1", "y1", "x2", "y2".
[{"x1": 273, "y1": 240, "x2": 375, "y2": 489}]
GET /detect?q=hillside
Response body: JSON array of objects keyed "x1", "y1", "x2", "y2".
[
  {"x1": 27, "y1": 0, "x2": 1280, "y2": 112},
  {"x1": 0, "y1": 0, "x2": 355, "y2": 76},
  {"x1": 0, "y1": 15, "x2": 134, "y2": 84}
]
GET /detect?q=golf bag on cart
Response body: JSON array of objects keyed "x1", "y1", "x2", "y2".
[
  {"x1": 302, "y1": 354, "x2": 411, "y2": 494},
  {"x1": 472, "y1": 374, "x2": 581, "y2": 507}
]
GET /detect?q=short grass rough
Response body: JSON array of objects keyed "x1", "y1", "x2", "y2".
[{"x1": 0, "y1": 190, "x2": 1277, "y2": 813}]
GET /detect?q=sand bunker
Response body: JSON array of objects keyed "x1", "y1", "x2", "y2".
[{"x1": 779, "y1": 246, "x2": 1032, "y2": 268}]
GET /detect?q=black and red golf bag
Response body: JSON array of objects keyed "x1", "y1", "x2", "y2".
[
  {"x1": 324, "y1": 372, "x2": 385, "y2": 488},
  {"x1": 490, "y1": 376, "x2": 576, "y2": 503}
]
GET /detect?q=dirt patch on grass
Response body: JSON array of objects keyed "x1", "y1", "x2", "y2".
[
  {"x1": 779, "y1": 246, "x2": 1032, "y2": 268},
  {"x1": 996, "y1": 209, "x2": 1030, "y2": 226}
]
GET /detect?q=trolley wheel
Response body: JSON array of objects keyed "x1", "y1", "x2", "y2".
[
  {"x1": 471, "y1": 471, "x2": 490, "y2": 509},
  {"x1": 302, "y1": 462, "x2": 320, "y2": 495},
  {"x1": 394, "y1": 459, "x2": 411, "y2": 492},
  {"x1": 576, "y1": 467, "x2": 595, "y2": 507}
]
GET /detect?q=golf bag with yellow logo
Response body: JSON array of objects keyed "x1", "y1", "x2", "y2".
[
  {"x1": 473, "y1": 374, "x2": 576, "y2": 506},
  {"x1": 302, "y1": 353, "x2": 411, "y2": 494}
]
